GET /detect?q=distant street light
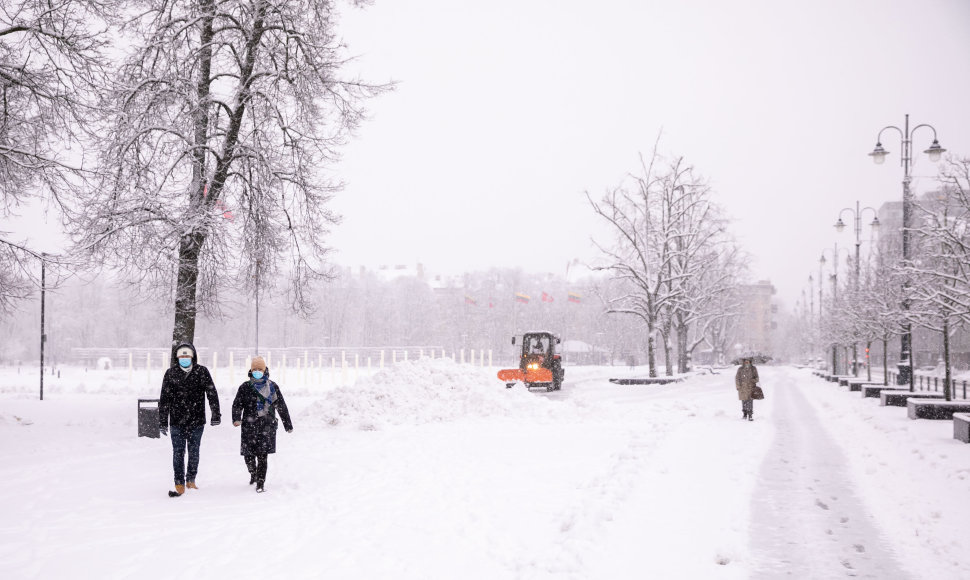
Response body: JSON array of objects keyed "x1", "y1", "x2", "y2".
[
  {"x1": 819, "y1": 244, "x2": 850, "y2": 374},
  {"x1": 869, "y1": 114, "x2": 946, "y2": 389},
  {"x1": 834, "y1": 201, "x2": 880, "y2": 376}
]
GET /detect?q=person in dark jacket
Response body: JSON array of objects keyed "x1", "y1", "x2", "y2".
[
  {"x1": 735, "y1": 357, "x2": 760, "y2": 421},
  {"x1": 159, "y1": 342, "x2": 221, "y2": 496},
  {"x1": 232, "y1": 356, "x2": 293, "y2": 493}
]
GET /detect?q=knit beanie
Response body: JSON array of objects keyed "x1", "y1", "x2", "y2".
[{"x1": 251, "y1": 356, "x2": 267, "y2": 372}]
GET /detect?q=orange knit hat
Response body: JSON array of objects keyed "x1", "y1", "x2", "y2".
[{"x1": 251, "y1": 356, "x2": 267, "y2": 371}]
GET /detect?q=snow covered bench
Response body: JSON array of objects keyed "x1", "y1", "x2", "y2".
[
  {"x1": 831, "y1": 375, "x2": 854, "y2": 384},
  {"x1": 954, "y1": 414, "x2": 970, "y2": 443},
  {"x1": 609, "y1": 377, "x2": 682, "y2": 385},
  {"x1": 880, "y1": 390, "x2": 945, "y2": 407},
  {"x1": 861, "y1": 384, "x2": 897, "y2": 398},
  {"x1": 906, "y1": 399, "x2": 970, "y2": 420},
  {"x1": 846, "y1": 380, "x2": 882, "y2": 392}
]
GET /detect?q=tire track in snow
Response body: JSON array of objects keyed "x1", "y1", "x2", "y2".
[{"x1": 749, "y1": 369, "x2": 911, "y2": 579}]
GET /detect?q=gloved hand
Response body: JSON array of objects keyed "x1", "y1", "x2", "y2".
[
  {"x1": 210, "y1": 416, "x2": 221, "y2": 426},
  {"x1": 159, "y1": 425, "x2": 168, "y2": 436}
]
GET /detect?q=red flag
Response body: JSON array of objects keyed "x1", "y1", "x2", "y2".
[{"x1": 541, "y1": 291, "x2": 554, "y2": 303}]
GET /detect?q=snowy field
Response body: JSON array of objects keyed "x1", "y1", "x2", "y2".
[{"x1": 1, "y1": 361, "x2": 969, "y2": 579}]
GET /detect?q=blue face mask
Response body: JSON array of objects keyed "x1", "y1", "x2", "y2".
[
  {"x1": 178, "y1": 357, "x2": 192, "y2": 368},
  {"x1": 252, "y1": 370, "x2": 264, "y2": 380}
]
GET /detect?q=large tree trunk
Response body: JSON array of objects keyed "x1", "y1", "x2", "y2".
[
  {"x1": 882, "y1": 338, "x2": 888, "y2": 386},
  {"x1": 171, "y1": 232, "x2": 205, "y2": 364},
  {"x1": 943, "y1": 316, "x2": 952, "y2": 401},
  {"x1": 660, "y1": 329, "x2": 672, "y2": 376},
  {"x1": 677, "y1": 321, "x2": 689, "y2": 373},
  {"x1": 646, "y1": 322, "x2": 657, "y2": 378}
]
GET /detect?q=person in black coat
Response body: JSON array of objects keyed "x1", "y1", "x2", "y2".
[
  {"x1": 158, "y1": 342, "x2": 221, "y2": 496},
  {"x1": 232, "y1": 356, "x2": 293, "y2": 493}
]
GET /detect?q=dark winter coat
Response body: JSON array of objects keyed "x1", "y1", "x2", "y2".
[
  {"x1": 158, "y1": 342, "x2": 221, "y2": 430},
  {"x1": 231, "y1": 376, "x2": 293, "y2": 456},
  {"x1": 735, "y1": 363, "x2": 760, "y2": 401}
]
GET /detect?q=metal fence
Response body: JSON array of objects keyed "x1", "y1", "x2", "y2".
[{"x1": 882, "y1": 370, "x2": 969, "y2": 400}]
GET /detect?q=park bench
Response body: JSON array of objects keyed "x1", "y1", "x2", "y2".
[
  {"x1": 861, "y1": 384, "x2": 898, "y2": 398},
  {"x1": 906, "y1": 399, "x2": 970, "y2": 420},
  {"x1": 880, "y1": 390, "x2": 946, "y2": 407},
  {"x1": 609, "y1": 377, "x2": 682, "y2": 385},
  {"x1": 953, "y1": 413, "x2": 970, "y2": 443},
  {"x1": 846, "y1": 379, "x2": 883, "y2": 392}
]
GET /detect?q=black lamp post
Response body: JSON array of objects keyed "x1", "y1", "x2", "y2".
[
  {"x1": 834, "y1": 201, "x2": 880, "y2": 376},
  {"x1": 869, "y1": 114, "x2": 946, "y2": 390}
]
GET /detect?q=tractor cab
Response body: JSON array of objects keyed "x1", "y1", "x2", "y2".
[{"x1": 498, "y1": 331, "x2": 565, "y2": 391}]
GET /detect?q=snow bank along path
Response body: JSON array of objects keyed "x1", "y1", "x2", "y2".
[{"x1": 1, "y1": 360, "x2": 968, "y2": 579}]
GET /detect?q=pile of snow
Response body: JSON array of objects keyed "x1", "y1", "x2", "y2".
[{"x1": 300, "y1": 357, "x2": 582, "y2": 430}]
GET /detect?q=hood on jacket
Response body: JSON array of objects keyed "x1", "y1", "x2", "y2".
[{"x1": 172, "y1": 341, "x2": 198, "y2": 367}]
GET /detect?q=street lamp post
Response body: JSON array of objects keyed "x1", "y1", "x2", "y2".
[
  {"x1": 834, "y1": 201, "x2": 880, "y2": 376},
  {"x1": 869, "y1": 114, "x2": 946, "y2": 389},
  {"x1": 820, "y1": 243, "x2": 850, "y2": 374}
]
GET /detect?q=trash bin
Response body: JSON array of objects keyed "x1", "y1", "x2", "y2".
[{"x1": 138, "y1": 398, "x2": 160, "y2": 438}]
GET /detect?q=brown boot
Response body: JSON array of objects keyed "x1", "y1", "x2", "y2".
[
  {"x1": 175, "y1": 484, "x2": 185, "y2": 495},
  {"x1": 186, "y1": 482, "x2": 198, "y2": 489}
]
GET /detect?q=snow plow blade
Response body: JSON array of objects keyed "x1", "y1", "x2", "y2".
[{"x1": 497, "y1": 368, "x2": 553, "y2": 383}]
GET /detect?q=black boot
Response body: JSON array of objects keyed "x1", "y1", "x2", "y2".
[{"x1": 256, "y1": 481, "x2": 265, "y2": 493}]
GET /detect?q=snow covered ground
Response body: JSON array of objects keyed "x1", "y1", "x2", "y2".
[{"x1": 1, "y1": 361, "x2": 969, "y2": 579}]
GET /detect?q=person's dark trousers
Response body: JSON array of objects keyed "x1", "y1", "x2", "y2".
[
  {"x1": 244, "y1": 453, "x2": 269, "y2": 485},
  {"x1": 742, "y1": 399, "x2": 753, "y2": 417},
  {"x1": 170, "y1": 425, "x2": 205, "y2": 485}
]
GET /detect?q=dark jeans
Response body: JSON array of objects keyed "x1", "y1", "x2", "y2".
[
  {"x1": 170, "y1": 425, "x2": 205, "y2": 485},
  {"x1": 742, "y1": 399, "x2": 754, "y2": 415},
  {"x1": 244, "y1": 453, "x2": 269, "y2": 485}
]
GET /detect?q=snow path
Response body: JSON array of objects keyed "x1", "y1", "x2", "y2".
[
  {"x1": 749, "y1": 368, "x2": 910, "y2": 579},
  {"x1": 3, "y1": 363, "x2": 970, "y2": 579}
]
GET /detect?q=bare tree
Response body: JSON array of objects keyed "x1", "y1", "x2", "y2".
[
  {"x1": 588, "y1": 150, "x2": 687, "y2": 377},
  {"x1": 904, "y1": 167, "x2": 970, "y2": 399},
  {"x1": 68, "y1": 0, "x2": 387, "y2": 359},
  {"x1": 0, "y1": 0, "x2": 112, "y2": 308}
]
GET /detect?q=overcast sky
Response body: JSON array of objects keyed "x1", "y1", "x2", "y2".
[{"x1": 328, "y1": 0, "x2": 970, "y2": 306}]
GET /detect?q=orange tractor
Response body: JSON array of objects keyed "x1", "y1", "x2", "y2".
[{"x1": 497, "y1": 331, "x2": 565, "y2": 392}]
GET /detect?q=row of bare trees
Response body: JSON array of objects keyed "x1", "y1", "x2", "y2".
[
  {"x1": 587, "y1": 147, "x2": 747, "y2": 377},
  {"x1": 799, "y1": 158, "x2": 970, "y2": 401},
  {"x1": 2, "y1": 1, "x2": 385, "y2": 360}
]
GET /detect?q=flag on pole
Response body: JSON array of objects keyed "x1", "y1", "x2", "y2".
[
  {"x1": 568, "y1": 292, "x2": 582, "y2": 304},
  {"x1": 541, "y1": 291, "x2": 554, "y2": 303},
  {"x1": 515, "y1": 292, "x2": 530, "y2": 304},
  {"x1": 464, "y1": 295, "x2": 477, "y2": 306}
]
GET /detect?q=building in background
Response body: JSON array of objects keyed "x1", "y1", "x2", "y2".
[{"x1": 734, "y1": 280, "x2": 777, "y2": 358}]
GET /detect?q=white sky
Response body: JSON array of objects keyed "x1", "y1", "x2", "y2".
[{"x1": 330, "y1": 0, "x2": 970, "y2": 305}]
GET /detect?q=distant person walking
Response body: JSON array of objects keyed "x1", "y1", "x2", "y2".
[
  {"x1": 159, "y1": 342, "x2": 221, "y2": 497},
  {"x1": 232, "y1": 356, "x2": 293, "y2": 493},
  {"x1": 735, "y1": 357, "x2": 760, "y2": 421}
]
